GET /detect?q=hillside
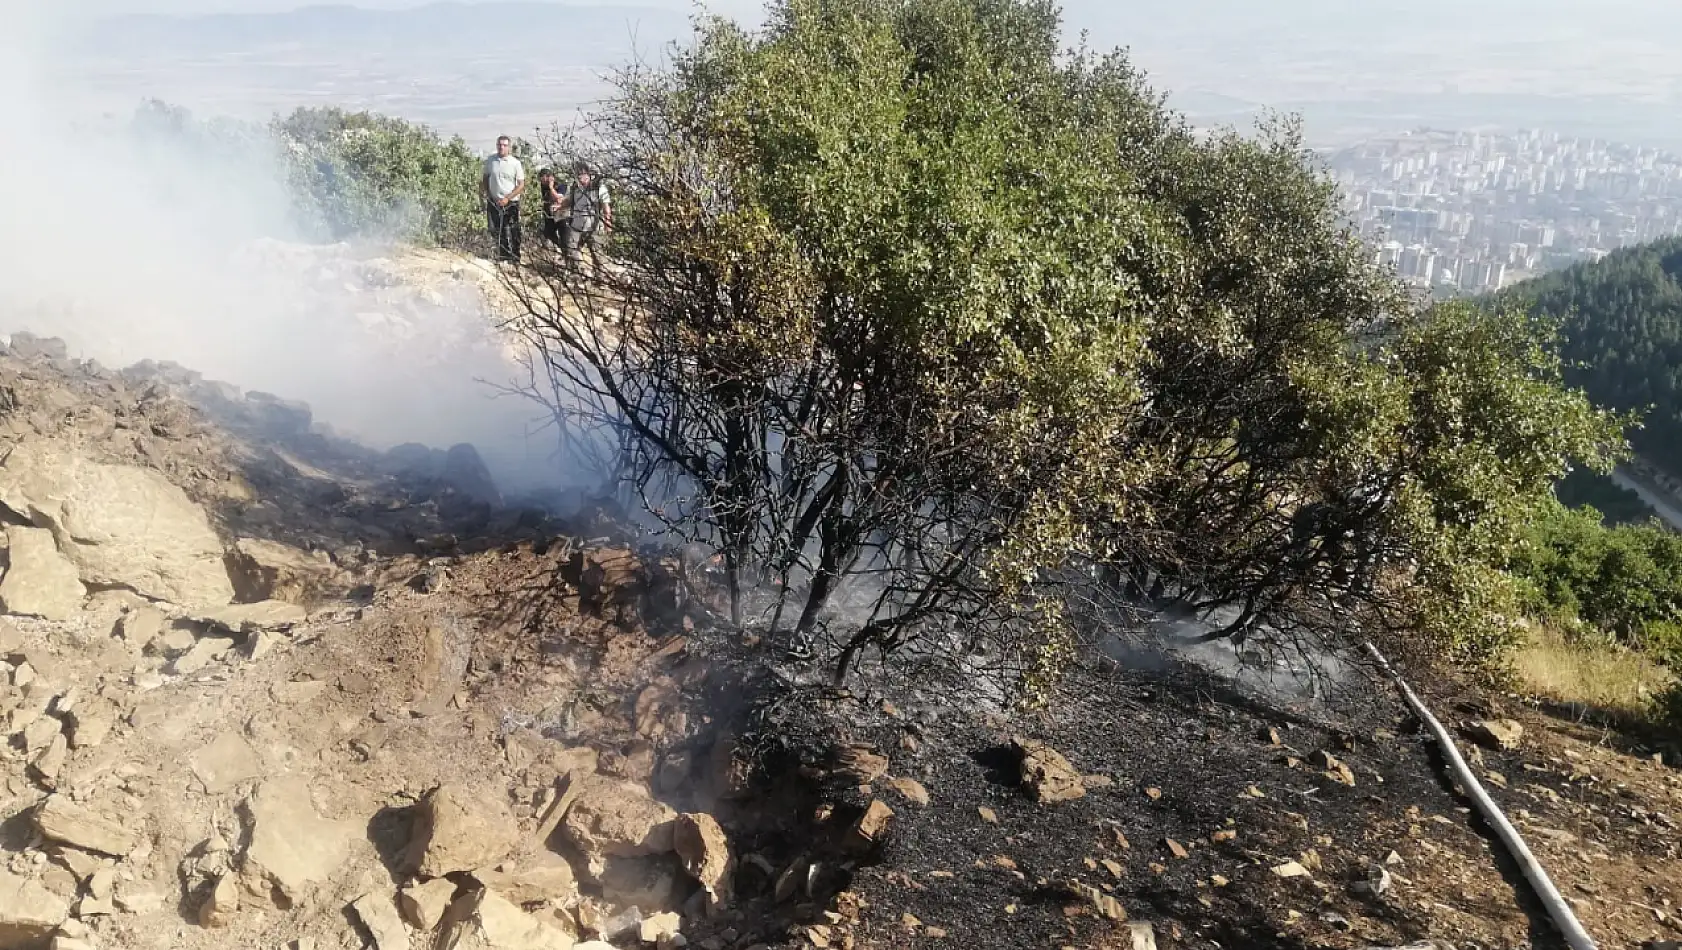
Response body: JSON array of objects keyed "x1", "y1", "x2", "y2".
[
  {"x1": 1504, "y1": 237, "x2": 1682, "y2": 480},
  {"x1": 0, "y1": 327, "x2": 1675, "y2": 950}
]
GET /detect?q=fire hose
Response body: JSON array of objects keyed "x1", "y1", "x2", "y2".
[{"x1": 1363, "y1": 642, "x2": 1598, "y2": 950}]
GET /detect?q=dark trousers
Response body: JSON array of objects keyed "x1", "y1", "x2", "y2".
[
  {"x1": 486, "y1": 199, "x2": 522, "y2": 262},
  {"x1": 542, "y1": 213, "x2": 566, "y2": 247}
]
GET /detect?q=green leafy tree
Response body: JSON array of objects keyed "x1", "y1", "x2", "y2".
[{"x1": 504, "y1": 0, "x2": 1624, "y2": 690}]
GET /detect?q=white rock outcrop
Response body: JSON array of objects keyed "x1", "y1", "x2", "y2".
[
  {"x1": 0, "y1": 442, "x2": 234, "y2": 607},
  {"x1": 0, "y1": 526, "x2": 86, "y2": 620}
]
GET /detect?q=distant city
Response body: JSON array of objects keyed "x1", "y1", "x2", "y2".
[{"x1": 1324, "y1": 129, "x2": 1682, "y2": 295}]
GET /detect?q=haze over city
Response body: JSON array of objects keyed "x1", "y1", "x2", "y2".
[{"x1": 30, "y1": 0, "x2": 1682, "y2": 150}]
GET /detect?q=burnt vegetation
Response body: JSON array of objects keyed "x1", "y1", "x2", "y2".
[{"x1": 500, "y1": 0, "x2": 1624, "y2": 696}]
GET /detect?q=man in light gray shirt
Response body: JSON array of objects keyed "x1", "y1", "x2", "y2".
[{"x1": 480, "y1": 135, "x2": 526, "y2": 263}]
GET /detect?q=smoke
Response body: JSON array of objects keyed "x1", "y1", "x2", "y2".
[{"x1": 0, "y1": 5, "x2": 562, "y2": 495}]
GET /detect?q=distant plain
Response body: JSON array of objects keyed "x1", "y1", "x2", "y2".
[{"x1": 48, "y1": 0, "x2": 1682, "y2": 151}]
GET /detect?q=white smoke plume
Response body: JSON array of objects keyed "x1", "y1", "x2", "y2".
[{"x1": 0, "y1": 4, "x2": 562, "y2": 494}]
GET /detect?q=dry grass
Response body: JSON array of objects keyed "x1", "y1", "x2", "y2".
[{"x1": 1513, "y1": 625, "x2": 1678, "y2": 718}]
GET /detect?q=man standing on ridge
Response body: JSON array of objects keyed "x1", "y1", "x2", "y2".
[
  {"x1": 557, "y1": 160, "x2": 612, "y2": 278},
  {"x1": 481, "y1": 135, "x2": 526, "y2": 264}
]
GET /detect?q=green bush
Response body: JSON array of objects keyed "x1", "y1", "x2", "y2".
[
  {"x1": 273, "y1": 107, "x2": 486, "y2": 245},
  {"x1": 1508, "y1": 498, "x2": 1682, "y2": 659}
]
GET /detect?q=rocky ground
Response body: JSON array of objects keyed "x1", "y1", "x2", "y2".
[{"x1": 0, "y1": 320, "x2": 1676, "y2": 950}]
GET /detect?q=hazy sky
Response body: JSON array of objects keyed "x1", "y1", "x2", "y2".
[
  {"x1": 56, "y1": 0, "x2": 1675, "y2": 27},
  {"x1": 60, "y1": 0, "x2": 765, "y2": 20}
]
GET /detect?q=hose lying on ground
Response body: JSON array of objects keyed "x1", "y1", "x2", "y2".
[{"x1": 1363, "y1": 642, "x2": 1598, "y2": 950}]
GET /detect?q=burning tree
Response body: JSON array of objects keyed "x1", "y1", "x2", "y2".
[{"x1": 503, "y1": 0, "x2": 1623, "y2": 691}]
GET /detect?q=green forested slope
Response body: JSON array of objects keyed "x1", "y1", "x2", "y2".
[{"x1": 1503, "y1": 237, "x2": 1682, "y2": 478}]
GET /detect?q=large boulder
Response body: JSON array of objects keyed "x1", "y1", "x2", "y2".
[
  {"x1": 0, "y1": 526, "x2": 86, "y2": 620},
  {"x1": 240, "y1": 776, "x2": 357, "y2": 907},
  {"x1": 0, "y1": 442, "x2": 233, "y2": 607},
  {"x1": 560, "y1": 776, "x2": 678, "y2": 871},
  {"x1": 403, "y1": 784, "x2": 521, "y2": 879},
  {"x1": 441, "y1": 443, "x2": 502, "y2": 507},
  {"x1": 225, "y1": 538, "x2": 343, "y2": 605}
]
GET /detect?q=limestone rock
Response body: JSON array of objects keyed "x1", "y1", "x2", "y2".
[
  {"x1": 31, "y1": 733, "x2": 68, "y2": 787},
  {"x1": 22, "y1": 714, "x2": 62, "y2": 753},
  {"x1": 117, "y1": 605, "x2": 166, "y2": 645},
  {"x1": 226, "y1": 538, "x2": 342, "y2": 605},
  {"x1": 75, "y1": 895, "x2": 114, "y2": 917},
  {"x1": 703, "y1": 735, "x2": 752, "y2": 803},
  {"x1": 0, "y1": 868, "x2": 71, "y2": 944},
  {"x1": 112, "y1": 883, "x2": 165, "y2": 913},
  {"x1": 457, "y1": 889, "x2": 575, "y2": 950},
  {"x1": 1314, "y1": 751, "x2": 1357, "y2": 787},
  {"x1": 640, "y1": 912, "x2": 681, "y2": 944},
  {"x1": 831, "y1": 745, "x2": 889, "y2": 785},
  {"x1": 847, "y1": 800, "x2": 894, "y2": 853},
  {"x1": 35, "y1": 798, "x2": 139, "y2": 857},
  {"x1": 471, "y1": 852, "x2": 579, "y2": 906},
  {"x1": 52, "y1": 848, "x2": 102, "y2": 884},
  {"x1": 887, "y1": 777, "x2": 930, "y2": 806},
  {"x1": 189, "y1": 601, "x2": 307, "y2": 634},
  {"x1": 352, "y1": 892, "x2": 410, "y2": 950},
  {"x1": 1013, "y1": 737, "x2": 1086, "y2": 803},
  {"x1": 0, "y1": 442, "x2": 234, "y2": 607},
  {"x1": 403, "y1": 784, "x2": 519, "y2": 879},
  {"x1": 171, "y1": 637, "x2": 235, "y2": 675},
  {"x1": 673, "y1": 813, "x2": 730, "y2": 906},
  {"x1": 561, "y1": 776, "x2": 678, "y2": 867},
  {"x1": 153, "y1": 626, "x2": 197, "y2": 656},
  {"x1": 0, "y1": 527, "x2": 86, "y2": 620},
  {"x1": 242, "y1": 776, "x2": 357, "y2": 905},
  {"x1": 398, "y1": 878, "x2": 458, "y2": 931},
  {"x1": 198, "y1": 874, "x2": 240, "y2": 928},
  {"x1": 1470, "y1": 719, "x2": 1524, "y2": 751},
  {"x1": 191, "y1": 731, "x2": 266, "y2": 794},
  {"x1": 66, "y1": 705, "x2": 114, "y2": 750},
  {"x1": 535, "y1": 770, "x2": 591, "y2": 848},
  {"x1": 1271, "y1": 861, "x2": 1311, "y2": 879}
]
